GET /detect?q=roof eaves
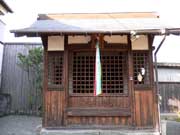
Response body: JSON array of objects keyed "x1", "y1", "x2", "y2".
[
  {"x1": 0, "y1": 0, "x2": 13, "y2": 13},
  {"x1": 10, "y1": 29, "x2": 168, "y2": 37},
  {"x1": 157, "y1": 62, "x2": 180, "y2": 69},
  {"x1": 10, "y1": 17, "x2": 180, "y2": 37}
]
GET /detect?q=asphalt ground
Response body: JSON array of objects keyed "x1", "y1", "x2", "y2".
[{"x1": 0, "y1": 115, "x2": 41, "y2": 135}]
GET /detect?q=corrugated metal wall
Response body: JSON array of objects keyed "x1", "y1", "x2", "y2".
[
  {"x1": 0, "y1": 42, "x2": 42, "y2": 115},
  {"x1": 158, "y1": 68, "x2": 180, "y2": 82}
]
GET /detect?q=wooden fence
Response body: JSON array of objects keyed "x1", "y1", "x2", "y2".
[
  {"x1": 0, "y1": 42, "x2": 42, "y2": 115},
  {"x1": 159, "y1": 82, "x2": 180, "y2": 113}
]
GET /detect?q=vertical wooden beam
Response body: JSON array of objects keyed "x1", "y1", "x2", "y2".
[
  {"x1": 148, "y1": 35, "x2": 154, "y2": 86},
  {"x1": 148, "y1": 34, "x2": 160, "y2": 131},
  {"x1": 91, "y1": 34, "x2": 104, "y2": 49},
  {"x1": 41, "y1": 35, "x2": 48, "y2": 127},
  {"x1": 64, "y1": 35, "x2": 68, "y2": 126},
  {"x1": 99, "y1": 34, "x2": 104, "y2": 49},
  {"x1": 91, "y1": 34, "x2": 96, "y2": 49},
  {"x1": 127, "y1": 35, "x2": 135, "y2": 127}
]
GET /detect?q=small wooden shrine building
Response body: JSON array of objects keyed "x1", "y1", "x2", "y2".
[{"x1": 12, "y1": 12, "x2": 180, "y2": 134}]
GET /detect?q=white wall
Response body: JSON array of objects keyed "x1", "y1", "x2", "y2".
[
  {"x1": 0, "y1": 19, "x2": 5, "y2": 41},
  {"x1": 0, "y1": 20, "x2": 5, "y2": 87},
  {"x1": 0, "y1": 43, "x2": 3, "y2": 87}
]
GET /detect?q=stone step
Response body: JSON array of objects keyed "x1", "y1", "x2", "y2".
[{"x1": 40, "y1": 128, "x2": 160, "y2": 135}]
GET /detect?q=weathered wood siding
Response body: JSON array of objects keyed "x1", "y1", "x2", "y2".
[
  {"x1": 135, "y1": 90, "x2": 154, "y2": 128},
  {"x1": 44, "y1": 91, "x2": 65, "y2": 127},
  {"x1": 157, "y1": 64, "x2": 180, "y2": 113},
  {"x1": 159, "y1": 82, "x2": 180, "y2": 113},
  {"x1": 42, "y1": 38, "x2": 66, "y2": 127},
  {"x1": 67, "y1": 116, "x2": 131, "y2": 127},
  {"x1": 68, "y1": 96, "x2": 130, "y2": 108},
  {"x1": 0, "y1": 42, "x2": 42, "y2": 114},
  {"x1": 42, "y1": 35, "x2": 158, "y2": 130},
  {"x1": 133, "y1": 35, "x2": 158, "y2": 129}
]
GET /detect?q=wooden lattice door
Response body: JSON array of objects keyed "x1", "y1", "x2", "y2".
[{"x1": 66, "y1": 50, "x2": 131, "y2": 127}]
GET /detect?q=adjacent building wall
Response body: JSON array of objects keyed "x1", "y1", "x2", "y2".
[
  {"x1": 0, "y1": 20, "x2": 5, "y2": 88},
  {"x1": 157, "y1": 63, "x2": 180, "y2": 113},
  {"x1": 158, "y1": 68, "x2": 180, "y2": 82},
  {"x1": 1, "y1": 43, "x2": 42, "y2": 114},
  {"x1": 0, "y1": 43, "x2": 3, "y2": 87}
]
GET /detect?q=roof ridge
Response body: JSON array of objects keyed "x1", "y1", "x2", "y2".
[
  {"x1": 38, "y1": 12, "x2": 159, "y2": 20},
  {"x1": 43, "y1": 11, "x2": 157, "y2": 15}
]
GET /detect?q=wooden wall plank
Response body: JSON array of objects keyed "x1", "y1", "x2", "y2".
[
  {"x1": 68, "y1": 96, "x2": 129, "y2": 108},
  {"x1": 127, "y1": 35, "x2": 135, "y2": 127},
  {"x1": 44, "y1": 90, "x2": 65, "y2": 127},
  {"x1": 159, "y1": 82, "x2": 180, "y2": 113},
  {"x1": 135, "y1": 90, "x2": 154, "y2": 128},
  {"x1": 1, "y1": 43, "x2": 42, "y2": 114},
  {"x1": 66, "y1": 108, "x2": 131, "y2": 116},
  {"x1": 67, "y1": 116, "x2": 130, "y2": 126}
]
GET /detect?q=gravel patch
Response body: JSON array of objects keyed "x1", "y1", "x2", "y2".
[{"x1": 0, "y1": 115, "x2": 41, "y2": 135}]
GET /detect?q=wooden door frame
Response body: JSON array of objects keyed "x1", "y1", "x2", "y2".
[{"x1": 127, "y1": 35, "x2": 135, "y2": 127}]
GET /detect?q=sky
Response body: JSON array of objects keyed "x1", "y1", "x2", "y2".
[{"x1": 1, "y1": 0, "x2": 180, "y2": 63}]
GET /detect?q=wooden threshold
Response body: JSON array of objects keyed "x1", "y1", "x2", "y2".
[{"x1": 66, "y1": 107, "x2": 131, "y2": 117}]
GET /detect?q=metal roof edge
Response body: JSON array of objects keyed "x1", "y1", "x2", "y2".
[
  {"x1": 0, "y1": 0, "x2": 13, "y2": 13},
  {"x1": 156, "y1": 62, "x2": 180, "y2": 69},
  {"x1": 39, "y1": 11, "x2": 159, "y2": 15}
]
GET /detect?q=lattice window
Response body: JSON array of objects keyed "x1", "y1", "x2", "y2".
[
  {"x1": 48, "y1": 52, "x2": 64, "y2": 89},
  {"x1": 102, "y1": 52, "x2": 128, "y2": 94},
  {"x1": 133, "y1": 51, "x2": 150, "y2": 86},
  {"x1": 71, "y1": 52, "x2": 95, "y2": 93},
  {"x1": 70, "y1": 51, "x2": 128, "y2": 94}
]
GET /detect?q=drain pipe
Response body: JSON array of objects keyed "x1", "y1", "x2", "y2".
[
  {"x1": 154, "y1": 35, "x2": 166, "y2": 95},
  {"x1": 154, "y1": 35, "x2": 166, "y2": 134}
]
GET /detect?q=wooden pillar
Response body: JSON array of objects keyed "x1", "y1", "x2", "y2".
[
  {"x1": 41, "y1": 35, "x2": 67, "y2": 127},
  {"x1": 64, "y1": 35, "x2": 68, "y2": 126},
  {"x1": 41, "y1": 35, "x2": 48, "y2": 127},
  {"x1": 127, "y1": 35, "x2": 135, "y2": 127},
  {"x1": 148, "y1": 35, "x2": 160, "y2": 131}
]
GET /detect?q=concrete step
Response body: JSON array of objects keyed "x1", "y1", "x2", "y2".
[{"x1": 40, "y1": 128, "x2": 160, "y2": 135}]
